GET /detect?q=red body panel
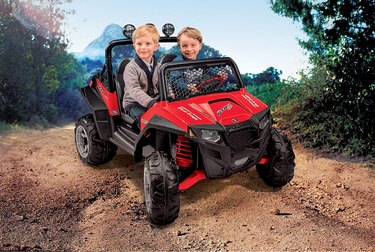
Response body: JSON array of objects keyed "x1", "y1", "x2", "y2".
[
  {"x1": 258, "y1": 157, "x2": 270, "y2": 165},
  {"x1": 141, "y1": 88, "x2": 268, "y2": 131},
  {"x1": 95, "y1": 79, "x2": 120, "y2": 116},
  {"x1": 178, "y1": 170, "x2": 206, "y2": 191},
  {"x1": 141, "y1": 89, "x2": 269, "y2": 190}
]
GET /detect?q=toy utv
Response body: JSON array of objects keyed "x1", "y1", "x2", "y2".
[{"x1": 74, "y1": 23, "x2": 295, "y2": 226}]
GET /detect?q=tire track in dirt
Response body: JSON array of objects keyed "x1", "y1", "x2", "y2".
[{"x1": 0, "y1": 126, "x2": 374, "y2": 251}]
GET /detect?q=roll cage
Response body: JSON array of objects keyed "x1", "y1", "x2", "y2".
[
  {"x1": 104, "y1": 36, "x2": 178, "y2": 93},
  {"x1": 101, "y1": 37, "x2": 246, "y2": 107}
]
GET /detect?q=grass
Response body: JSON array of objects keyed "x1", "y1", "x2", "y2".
[{"x1": 0, "y1": 121, "x2": 30, "y2": 133}]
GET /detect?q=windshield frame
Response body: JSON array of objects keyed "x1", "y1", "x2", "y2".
[{"x1": 158, "y1": 57, "x2": 244, "y2": 101}]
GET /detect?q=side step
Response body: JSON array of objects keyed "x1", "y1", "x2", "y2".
[{"x1": 110, "y1": 125, "x2": 138, "y2": 155}]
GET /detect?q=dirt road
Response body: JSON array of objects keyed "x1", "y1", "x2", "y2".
[{"x1": 0, "y1": 125, "x2": 374, "y2": 251}]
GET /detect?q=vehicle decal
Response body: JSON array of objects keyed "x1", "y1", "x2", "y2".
[
  {"x1": 242, "y1": 94, "x2": 260, "y2": 108},
  {"x1": 217, "y1": 102, "x2": 233, "y2": 117},
  {"x1": 96, "y1": 84, "x2": 108, "y2": 100},
  {"x1": 188, "y1": 103, "x2": 216, "y2": 122},
  {"x1": 141, "y1": 118, "x2": 148, "y2": 125},
  {"x1": 177, "y1": 106, "x2": 201, "y2": 121},
  {"x1": 95, "y1": 79, "x2": 120, "y2": 116}
]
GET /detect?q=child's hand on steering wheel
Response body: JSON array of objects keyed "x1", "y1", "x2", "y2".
[
  {"x1": 218, "y1": 70, "x2": 228, "y2": 81},
  {"x1": 187, "y1": 83, "x2": 199, "y2": 94}
]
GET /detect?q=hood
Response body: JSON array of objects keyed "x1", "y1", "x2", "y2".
[{"x1": 163, "y1": 90, "x2": 268, "y2": 128}]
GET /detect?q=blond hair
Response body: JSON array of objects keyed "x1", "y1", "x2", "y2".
[
  {"x1": 132, "y1": 24, "x2": 160, "y2": 44},
  {"x1": 177, "y1": 27, "x2": 203, "y2": 46}
]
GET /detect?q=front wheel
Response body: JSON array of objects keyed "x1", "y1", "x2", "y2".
[
  {"x1": 256, "y1": 128, "x2": 295, "y2": 187},
  {"x1": 74, "y1": 114, "x2": 117, "y2": 165},
  {"x1": 144, "y1": 151, "x2": 180, "y2": 226}
]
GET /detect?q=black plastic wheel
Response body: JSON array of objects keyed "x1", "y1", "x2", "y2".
[
  {"x1": 144, "y1": 151, "x2": 180, "y2": 226},
  {"x1": 256, "y1": 128, "x2": 295, "y2": 187},
  {"x1": 74, "y1": 114, "x2": 117, "y2": 165}
]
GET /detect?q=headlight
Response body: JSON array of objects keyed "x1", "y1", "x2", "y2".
[{"x1": 200, "y1": 130, "x2": 221, "y2": 143}]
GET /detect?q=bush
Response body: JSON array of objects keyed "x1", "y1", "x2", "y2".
[
  {"x1": 273, "y1": 66, "x2": 375, "y2": 157},
  {"x1": 246, "y1": 79, "x2": 303, "y2": 109}
]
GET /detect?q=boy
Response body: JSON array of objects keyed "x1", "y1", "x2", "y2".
[
  {"x1": 122, "y1": 24, "x2": 160, "y2": 130},
  {"x1": 169, "y1": 27, "x2": 227, "y2": 96},
  {"x1": 166, "y1": 27, "x2": 203, "y2": 98},
  {"x1": 177, "y1": 27, "x2": 203, "y2": 60}
]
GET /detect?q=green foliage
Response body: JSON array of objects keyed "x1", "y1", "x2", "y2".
[
  {"x1": 246, "y1": 81, "x2": 290, "y2": 108},
  {"x1": 43, "y1": 65, "x2": 60, "y2": 93},
  {"x1": 245, "y1": 67, "x2": 297, "y2": 109},
  {"x1": 0, "y1": 121, "x2": 26, "y2": 132},
  {"x1": 274, "y1": 66, "x2": 375, "y2": 156},
  {"x1": 270, "y1": 0, "x2": 375, "y2": 157},
  {"x1": 164, "y1": 44, "x2": 223, "y2": 60},
  {"x1": 80, "y1": 58, "x2": 105, "y2": 76},
  {"x1": 0, "y1": 121, "x2": 13, "y2": 132},
  {"x1": 198, "y1": 44, "x2": 222, "y2": 59},
  {"x1": 0, "y1": 0, "x2": 87, "y2": 125},
  {"x1": 242, "y1": 67, "x2": 282, "y2": 86}
]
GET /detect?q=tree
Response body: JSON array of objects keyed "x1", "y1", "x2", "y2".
[
  {"x1": 0, "y1": 0, "x2": 86, "y2": 124},
  {"x1": 270, "y1": 0, "x2": 375, "y2": 155},
  {"x1": 165, "y1": 44, "x2": 223, "y2": 60},
  {"x1": 241, "y1": 67, "x2": 282, "y2": 86},
  {"x1": 0, "y1": 1, "x2": 35, "y2": 122},
  {"x1": 254, "y1": 67, "x2": 282, "y2": 86},
  {"x1": 10, "y1": 0, "x2": 74, "y2": 41},
  {"x1": 198, "y1": 44, "x2": 222, "y2": 59}
]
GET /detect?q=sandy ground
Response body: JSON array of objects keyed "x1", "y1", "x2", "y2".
[{"x1": 0, "y1": 125, "x2": 374, "y2": 251}]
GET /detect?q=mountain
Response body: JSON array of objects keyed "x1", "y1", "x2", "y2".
[
  {"x1": 73, "y1": 24, "x2": 223, "y2": 75},
  {"x1": 72, "y1": 24, "x2": 223, "y2": 62},
  {"x1": 73, "y1": 23, "x2": 124, "y2": 60}
]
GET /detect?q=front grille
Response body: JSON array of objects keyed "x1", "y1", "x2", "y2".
[
  {"x1": 227, "y1": 128, "x2": 255, "y2": 151},
  {"x1": 225, "y1": 119, "x2": 253, "y2": 132},
  {"x1": 224, "y1": 119, "x2": 259, "y2": 152}
]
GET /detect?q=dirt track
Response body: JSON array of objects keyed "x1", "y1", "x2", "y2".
[{"x1": 0, "y1": 125, "x2": 374, "y2": 251}]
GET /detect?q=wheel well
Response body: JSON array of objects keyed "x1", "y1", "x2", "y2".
[
  {"x1": 134, "y1": 129, "x2": 175, "y2": 163},
  {"x1": 134, "y1": 128, "x2": 200, "y2": 171}
]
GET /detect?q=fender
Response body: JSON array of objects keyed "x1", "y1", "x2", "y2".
[
  {"x1": 133, "y1": 115, "x2": 186, "y2": 163},
  {"x1": 80, "y1": 84, "x2": 115, "y2": 141}
]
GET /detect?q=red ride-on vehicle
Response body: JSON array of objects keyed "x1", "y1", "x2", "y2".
[{"x1": 74, "y1": 23, "x2": 295, "y2": 226}]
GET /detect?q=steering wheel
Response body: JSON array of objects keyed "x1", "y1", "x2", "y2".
[{"x1": 196, "y1": 76, "x2": 225, "y2": 91}]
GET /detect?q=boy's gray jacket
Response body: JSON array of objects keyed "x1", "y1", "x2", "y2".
[{"x1": 122, "y1": 60, "x2": 160, "y2": 110}]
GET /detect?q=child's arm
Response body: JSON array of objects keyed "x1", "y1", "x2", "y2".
[{"x1": 124, "y1": 65, "x2": 156, "y2": 108}]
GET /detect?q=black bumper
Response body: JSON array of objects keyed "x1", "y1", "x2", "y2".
[{"x1": 198, "y1": 120, "x2": 271, "y2": 179}]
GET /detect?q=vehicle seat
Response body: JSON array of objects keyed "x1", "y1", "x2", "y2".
[
  {"x1": 160, "y1": 54, "x2": 177, "y2": 65},
  {"x1": 115, "y1": 58, "x2": 135, "y2": 125},
  {"x1": 116, "y1": 58, "x2": 132, "y2": 111}
]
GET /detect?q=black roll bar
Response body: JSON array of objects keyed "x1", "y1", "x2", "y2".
[{"x1": 105, "y1": 36, "x2": 178, "y2": 92}]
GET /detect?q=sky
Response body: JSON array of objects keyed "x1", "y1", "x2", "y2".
[{"x1": 63, "y1": 0, "x2": 310, "y2": 78}]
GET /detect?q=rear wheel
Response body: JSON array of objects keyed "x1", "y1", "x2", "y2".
[
  {"x1": 144, "y1": 151, "x2": 180, "y2": 226},
  {"x1": 256, "y1": 128, "x2": 295, "y2": 187},
  {"x1": 74, "y1": 114, "x2": 117, "y2": 165}
]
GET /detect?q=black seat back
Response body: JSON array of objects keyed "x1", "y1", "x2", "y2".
[
  {"x1": 115, "y1": 58, "x2": 132, "y2": 112},
  {"x1": 160, "y1": 54, "x2": 177, "y2": 65}
]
